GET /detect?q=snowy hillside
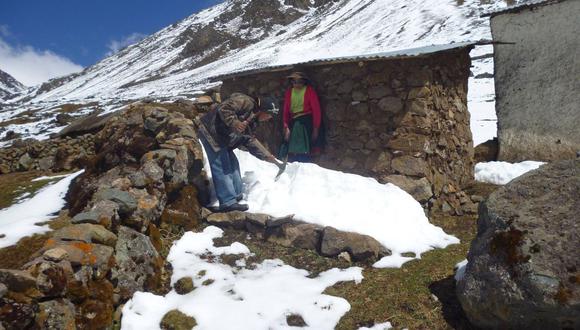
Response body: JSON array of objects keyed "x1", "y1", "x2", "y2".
[
  {"x1": 11, "y1": 0, "x2": 511, "y2": 103},
  {"x1": 0, "y1": 69, "x2": 25, "y2": 101},
  {"x1": 0, "y1": 0, "x2": 515, "y2": 144}
]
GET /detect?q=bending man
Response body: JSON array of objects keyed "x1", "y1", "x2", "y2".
[{"x1": 197, "y1": 93, "x2": 280, "y2": 212}]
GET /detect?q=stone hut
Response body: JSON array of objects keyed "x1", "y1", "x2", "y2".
[
  {"x1": 488, "y1": 0, "x2": 580, "y2": 161},
  {"x1": 216, "y1": 43, "x2": 476, "y2": 214}
]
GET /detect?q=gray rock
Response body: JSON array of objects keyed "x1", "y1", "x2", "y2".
[
  {"x1": 457, "y1": 160, "x2": 580, "y2": 329},
  {"x1": 206, "y1": 211, "x2": 247, "y2": 230},
  {"x1": 245, "y1": 213, "x2": 270, "y2": 236},
  {"x1": 129, "y1": 171, "x2": 148, "y2": 188},
  {"x1": 43, "y1": 248, "x2": 69, "y2": 262},
  {"x1": 40, "y1": 242, "x2": 114, "y2": 279},
  {"x1": 71, "y1": 210, "x2": 101, "y2": 225},
  {"x1": 36, "y1": 299, "x2": 76, "y2": 329},
  {"x1": 377, "y1": 96, "x2": 403, "y2": 114},
  {"x1": 383, "y1": 175, "x2": 433, "y2": 203},
  {"x1": 0, "y1": 269, "x2": 37, "y2": 293},
  {"x1": 266, "y1": 223, "x2": 322, "y2": 251},
  {"x1": 0, "y1": 298, "x2": 36, "y2": 329},
  {"x1": 54, "y1": 111, "x2": 115, "y2": 138},
  {"x1": 368, "y1": 85, "x2": 393, "y2": 99},
  {"x1": 52, "y1": 224, "x2": 118, "y2": 247},
  {"x1": 265, "y1": 214, "x2": 295, "y2": 228},
  {"x1": 143, "y1": 107, "x2": 168, "y2": 133},
  {"x1": 18, "y1": 153, "x2": 33, "y2": 170},
  {"x1": 35, "y1": 260, "x2": 68, "y2": 297},
  {"x1": 38, "y1": 156, "x2": 55, "y2": 171},
  {"x1": 320, "y1": 227, "x2": 389, "y2": 262},
  {"x1": 141, "y1": 161, "x2": 164, "y2": 182},
  {"x1": 112, "y1": 226, "x2": 162, "y2": 300},
  {"x1": 0, "y1": 283, "x2": 7, "y2": 298},
  {"x1": 94, "y1": 188, "x2": 137, "y2": 215},
  {"x1": 391, "y1": 156, "x2": 429, "y2": 177}
]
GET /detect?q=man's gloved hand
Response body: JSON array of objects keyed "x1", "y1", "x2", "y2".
[
  {"x1": 234, "y1": 120, "x2": 248, "y2": 133},
  {"x1": 266, "y1": 154, "x2": 278, "y2": 163}
]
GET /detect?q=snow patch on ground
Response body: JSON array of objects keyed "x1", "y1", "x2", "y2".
[
  {"x1": 0, "y1": 170, "x2": 84, "y2": 248},
  {"x1": 468, "y1": 45, "x2": 497, "y2": 146},
  {"x1": 474, "y1": 161, "x2": 545, "y2": 185},
  {"x1": 358, "y1": 322, "x2": 393, "y2": 330},
  {"x1": 121, "y1": 226, "x2": 363, "y2": 330},
  {"x1": 454, "y1": 259, "x2": 468, "y2": 281},
  {"x1": 202, "y1": 149, "x2": 460, "y2": 267}
]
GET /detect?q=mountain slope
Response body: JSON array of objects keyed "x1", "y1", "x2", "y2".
[
  {"x1": 0, "y1": 0, "x2": 517, "y2": 144},
  {"x1": 21, "y1": 0, "x2": 509, "y2": 104},
  {"x1": 0, "y1": 69, "x2": 25, "y2": 101}
]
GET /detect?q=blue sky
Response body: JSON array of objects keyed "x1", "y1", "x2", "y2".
[{"x1": 0, "y1": 0, "x2": 222, "y2": 85}]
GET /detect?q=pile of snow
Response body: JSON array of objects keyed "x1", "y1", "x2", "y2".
[
  {"x1": 474, "y1": 161, "x2": 545, "y2": 185},
  {"x1": 0, "y1": 170, "x2": 83, "y2": 249},
  {"x1": 203, "y1": 148, "x2": 459, "y2": 268},
  {"x1": 468, "y1": 45, "x2": 497, "y2": 146},
  {"x1": 122, "y1": 226, "x2": 363, "y2": 330}
]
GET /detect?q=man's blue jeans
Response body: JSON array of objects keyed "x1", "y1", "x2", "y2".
[{"x1": 200, "y1": 137, "x2": 243, "y2": 207}]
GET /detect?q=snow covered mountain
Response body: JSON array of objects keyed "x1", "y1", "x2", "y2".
[
  {"x1": 0, "y1": 69, "x2": 25, "y2": 101},
  {"x1": 0, "y1": 0, "x2": 520, "y2": 143}
]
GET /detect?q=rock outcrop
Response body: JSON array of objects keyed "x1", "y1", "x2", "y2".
[
  {"x1": 0, "y1": 103, "x2": 207, "y2": 329},
  {"x1": 457, "y1": 160, "x2": 580, "y2": 329}
]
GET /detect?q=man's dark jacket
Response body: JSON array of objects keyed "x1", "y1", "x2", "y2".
[{"x1": 197, "y1": 93, "x2": 268, "y2": 159}]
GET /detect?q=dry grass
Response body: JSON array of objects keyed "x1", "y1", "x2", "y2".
[
  {"x1": 0, "y1": 171, "x2": 48, "y2": 209},
  {"x1": 0, "y1": 171, "x2": 73, "y2": 269}
]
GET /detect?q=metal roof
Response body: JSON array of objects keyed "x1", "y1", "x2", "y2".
[
  {"x1": 482, "y1": 0, "x2": 568, "y2": 17},
  {"x1": 212, "y1": 41, "x2": 482, "y2": 82}
]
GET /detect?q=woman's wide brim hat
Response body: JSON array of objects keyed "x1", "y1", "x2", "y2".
[{"x1": 286, "y1": 71, "x2": 309, "y2": 81}]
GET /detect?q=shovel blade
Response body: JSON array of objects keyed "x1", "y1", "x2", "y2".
[{"x1": 274, "y1": 158, "x2": 287, "y2": 181}]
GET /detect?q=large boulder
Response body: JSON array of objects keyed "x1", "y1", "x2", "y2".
[
  {"x1": 112, "y1": 226, "x2": 163, "y2": 301},
  {"x1": 457, "y1": 160, "x2": 580, "y2": 329}
]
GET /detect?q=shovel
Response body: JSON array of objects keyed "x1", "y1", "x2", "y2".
[
  {"x1": 251, "y1": 138, "x2": 288, "y2": 181},
  {"x1": 274, "y1": 157, "x2": 287, "y2": 181}
]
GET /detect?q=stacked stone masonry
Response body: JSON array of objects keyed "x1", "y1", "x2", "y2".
[
  {"x1": 221, "y1": 49, "x2": 475, "y2": 214},
  {"x1": 0, "y1": 134, "x2": 95, "y2": 174}
]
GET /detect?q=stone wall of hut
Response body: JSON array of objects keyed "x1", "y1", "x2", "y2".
[{"x1": 221, "y1": 49, "x2": 475, "y2": 214}]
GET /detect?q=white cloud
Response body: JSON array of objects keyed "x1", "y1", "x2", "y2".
[
  {"x1": 0, "y1": 25, "x2": 11, "y2": 37},
  {"x1": 106, "y1": 33, "x2": 146, "y2": 56},
  {"x1": 0, "y1": 37, "x2": 83, "y2": 87}
]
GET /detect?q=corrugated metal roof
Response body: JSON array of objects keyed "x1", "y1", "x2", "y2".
[
  {"x1": 212, "y1": 41, "x2": 481, "y2": 82},
  {"x1": 482, "y1": 0, "x2": 568, "y2": 17}
]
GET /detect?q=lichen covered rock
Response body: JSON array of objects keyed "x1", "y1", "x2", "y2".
[{"x1": 457, "y1": 160, "x2": 580, "y2": 329}]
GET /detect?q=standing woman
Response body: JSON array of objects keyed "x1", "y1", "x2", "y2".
[{"x1": 282, "y1": 72, "x2": 322, "y2": 162}]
